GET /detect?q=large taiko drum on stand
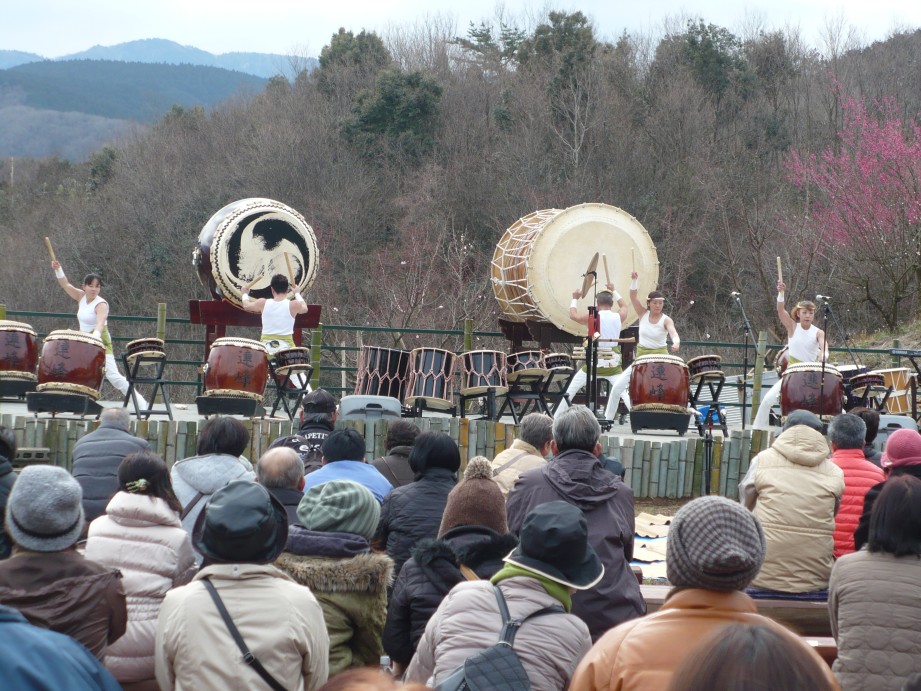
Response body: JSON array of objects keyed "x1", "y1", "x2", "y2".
[
  {"x1": 0, "y1": 320, "x2": 39, "y2": 383},
  {"x1": 780, "y1": 363, "x2": 844, "y2": 419},
  {"x1": 492, "y1": 204, "x2": 659, "y2": 336},
  {"x1": 193, "y1": 198, "x2": 319, "y2": 308},
  {"x1": 36, "y1": 330, "x2": 105, "y2": 400},
  {"x1": 405, "y1": 348, "x2": 457, "y2": 411},
  {"x1": 460, "y1": 350, "x2": 508, "y2": 395},
  {"x1": 354, "y1": 346, "x2": 411, "y2": 400},
  {"x1": 629, "y1": 355, "x2": 690, "y2": 413},
  {"x1": 203, "y1": 337, "x2": 269, "y2": 401}
]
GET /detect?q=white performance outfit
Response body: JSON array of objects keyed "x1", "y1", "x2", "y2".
[
  {"x1": 753, "y1": 323, "x2": 821, "y2": 429},
  {"x1": 606, "y1": 312, "x2": 671, "y2": 416},
  {"x1": 555, "y1": 310, "x2": 629, "y2": 420},
  {"x1": 261, "y1": 298, "x2": 310, "y2": 391},
  {"x1": 77, "y1": 295, "x2": 148, "y2": 409}
]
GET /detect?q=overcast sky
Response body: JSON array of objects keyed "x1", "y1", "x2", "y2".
[{"x1": 3, "y1": 0, "x2": 920, "y2": 59}]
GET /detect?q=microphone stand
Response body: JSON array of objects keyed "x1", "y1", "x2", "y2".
[
  {"x1": 583, "y1": 271, "x2": 600, "y2": 416},
  {"x1": 733, "y1": 294, "x2": 757, "y2": 431},
  {"x1": 822, "y1": 296, "x2": 858, "y2": 368},
  {"x1": 818, "y1": 298, "x2": 831, "y2": 418}
]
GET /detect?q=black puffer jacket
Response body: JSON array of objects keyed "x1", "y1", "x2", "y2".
[
  {"x1": 71, "y1": 425, "x2": 150, "y2": 525},
  {"x1": 269, "y1": 415, "x2": 334, "y2": 475},
  {"x1": 0, "y1": 454, "x2": 16, "y2": 559},
  {"x1": 374, "y1": 467, "x2": 456, "y2": 582},
  {"x1": 382, "y1": 526, "x2": 518, "y2": 667}
]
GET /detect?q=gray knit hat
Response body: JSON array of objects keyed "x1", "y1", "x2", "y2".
[
  {"x1": 666, "y1": 496, "x2": 766, "y2": 592},
  {"x1": 297, "y1": 480, "x2": 380, "y2": 540},
  {"x1": 6, "y1": 465, "x2": 85, "y2": 552},
  {"x1": 783, "y1": 409, "x2": 824, "y2": 432}
]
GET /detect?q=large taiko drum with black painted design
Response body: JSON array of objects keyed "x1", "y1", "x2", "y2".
[
  {"x1": 780, "y1": 362, "x2": 844, "y2": 419},
  {"x1": 36, "y1": 330, "x2": 105, "y2": 400},
  {"x1": 193, "y1": 198, "x2": 319, "y2": 308},
  {"x1": 202, "y1": 337, "x2": 269, "y2": 401},
  {"x1": 0, "y1": 320, "x2": 39, "y2": 383},
  {"x1": 491, "y1": 203, "x2": 659, "y2": 337},
  {"x1": 629, "y1": 354, "x2": 690, "y2": 413}
]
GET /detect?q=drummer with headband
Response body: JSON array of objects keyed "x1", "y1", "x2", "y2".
[
  {"x1": 753, "y1": 281, "x2": 827, "y2": 429},
  {"x1": 50, "y1": 260, "x2": 148, "y2": 410},
  {"x1": 241, "y1": 273, "x2": 310, "y2": 354},
  {"x1": 605, "y1": 271, "x2": 682, "y2": 413},
  {"x1": 554, "y1": 281, "x2": 629, "y2": 420}
]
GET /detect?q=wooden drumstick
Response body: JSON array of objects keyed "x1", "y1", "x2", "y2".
[
  {"x1": 44, "y1": 237, "x2": 57, "y2": 262},
  {"x1": 776, "y1": 256, "x2": 783, "y2": 283},
  {"x1": 602, "y1": 254, "x2": 611, "y2": 284},
  {"x1": 284, "y1": 252, "x2": 295, "y2": 286},
  {"x1": 631, "y1": 248, "x2": 635, "y2": 272}
]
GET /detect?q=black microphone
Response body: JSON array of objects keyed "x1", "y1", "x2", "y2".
[
  {"x1": 816, "y1": 294, "x2": 832, "y2": 301},
  {"x1": 730, "y1": 291, "x2": 741, "y2": 297}
]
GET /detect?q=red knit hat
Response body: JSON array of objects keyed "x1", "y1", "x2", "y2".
[{"x1": 881, "y1": 429, "x2": 921, "y2": 469}]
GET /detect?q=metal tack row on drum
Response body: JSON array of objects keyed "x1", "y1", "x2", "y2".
[{"x1": 354, "y1": 345, "x2": 576, "y2": 411}]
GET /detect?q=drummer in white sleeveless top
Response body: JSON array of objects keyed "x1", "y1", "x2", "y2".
[
  {"x1": 753, "y1": 280, "x2": 827, "y2": 429},
  {"x1": 605, "y1": 271, "x2": 682, "y2": 415},
  {"x1": 555, "y1": 282, "x2": 629, "y2": 420},
  {"x1": 50, "y1": 260, "x2": 148, "y2": 409},
  {"x1": 242, "y1": 273, "x2": 311, "y2": 386}
]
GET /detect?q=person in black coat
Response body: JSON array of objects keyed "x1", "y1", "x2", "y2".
[
  {"x1": 0, "y1": 426, "x2": 18, "y2": 560},
  {"x1": 268, "y1": 389, "x2": 337, "y2": 475},
  {"x1": 371, "y1": 421, "x2": 420, "y2": 488},
  {"x1": 373, "y1": 432, "x2": 459, "y2": 582},
  {"x1": 382, "y1": 456, "x2": 515, "y2": 672},
  {"x1": 70, "y1": 408, "x2": 150, "y2": 526}
]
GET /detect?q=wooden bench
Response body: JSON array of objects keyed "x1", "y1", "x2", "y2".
[{"x1": 641, "y1": 585, "x2": 831, "y2": 637}]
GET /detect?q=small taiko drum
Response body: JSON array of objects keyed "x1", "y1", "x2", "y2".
[
  {"x1": 836, "y1": 363, "x2": 867, "y2": 386},
  {"x1": 460, "y1": 350, "x2": 508, "y2": 396},
  {"x1": 203, "y1": 337, "x2": 269, "y2": 401},
  {"x1": 846, "y1": 371, "x2": 887, "y2": 410},
  {"x1": 544, "y1": 352, "x2": 573, "y2": 371},
  {"x1": 354, "y1": 346, "x2": 411, "y2": 400},
  {"x1": 687, "y1": 354, "x2": 723, "y2": 380},
  {"x1": 405, "y1": 348, "x2": 457, "y2": 410},
  {"x1": 36, "y1": 330, "x2": 105, "y2": 400},
  {"x1": 273, "y1": 347, "x2": 311, "y2": 374},
  {"x1": 780, "y1": 362, "x2": 844, "y2": 419},
  {"x1": 124, "y1": 338, "x2": 165, "y2": 368},
  {"x1": 0, "y1": 320, "x2": 39, "y2": 382},
  {"x1": 507, "y1": 351, "x2": 549, "y2": 383},
  {"x1": 872, "y1": 368, "x2": 914, "y2": 415},
  {"x1": 629, "y1": 354, "x2": 690, "y2": 413}
]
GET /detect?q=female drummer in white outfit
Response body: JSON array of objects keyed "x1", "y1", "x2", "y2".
[
  {"x1": 753, "y1": 280, "x2": 827, "y2": 429},
  {"x1": 50, "y1": 260, "x2": 147, "y2": 409},
  {"x1": 606, "y1": 271, "x2": 682, "y2": 413},
  {"x1": 555, "y1": 282, "x2": 628, "y2": 420}
]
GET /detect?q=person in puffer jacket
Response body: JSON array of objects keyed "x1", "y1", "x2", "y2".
[
  {"x1": 373, "y1": 432, "x2": 458, "y2": 581},
  {"x1": 404, "y1": 501, "x2": 596, "y2": 691},
  {"x1": 827, "y1": 413, "x2": 884, "y2": 557},
  {"x1": 85, "y1": 451, "x2": 196, "y2": 687},
  {"x1": 382, "y1": 456, "x2": 516, "y2": 672}
]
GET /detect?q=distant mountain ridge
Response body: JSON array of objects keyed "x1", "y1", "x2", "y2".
[{"x1": 0, "y1": 38, "x2": 317, "y2": 78}]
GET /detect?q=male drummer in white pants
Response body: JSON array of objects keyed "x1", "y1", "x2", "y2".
[
  {"x1": 753, "y1": 280, "x2": 827, "y2": 429},
  {"x1": 555, "y1": 283, "x2": 629, "y2": 420}
]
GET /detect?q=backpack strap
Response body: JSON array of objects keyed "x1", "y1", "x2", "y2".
[
  {"x1": 491, "y1": 585, "x2": 565, "y2": 647},
  {"x1": 201, "y1": 577, "x2": 287, "y2": 691},
  {"x1": 179, "y1": 491, "x2": 205, "y2": 521},
  {"x1": 492, "y1": 450, "x2": 531, "y2": 477}
]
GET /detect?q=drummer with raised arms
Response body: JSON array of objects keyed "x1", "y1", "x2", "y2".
[
  {"x1": 241, "y1": 273, "x2": 310, "y2": 354},
  {"x1": 753, "y1": 281, "x2": 827, "y2": 429},
  {"x1": 50, "y1": 260, "x2": 148, "y2": 409},
  {"x1": 605, "y1": 271, "x2": 682, "y2": 414},
  {"x1": 554, "y1": 281, "x2": 629, "y2": 420}
]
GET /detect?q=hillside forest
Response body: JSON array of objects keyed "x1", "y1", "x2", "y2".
[{"x1": 3, "y1": 12, "x2": 921, "y2": 361}]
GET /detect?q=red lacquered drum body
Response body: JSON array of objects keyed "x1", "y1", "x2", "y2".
[
  {"x1": 405, "y1": 348, "x2": 457, "y2": 410},
  {"x1": 686, "y1": 354, "x2": 722, "y2": 380},
  {"x1": 204, "y1": 338, "x2": 269, "y2": 400},
  {"x1": 780, "y1": 363, "x2": 843, "y2": 418},
  {"x1": 354, "y1": 346, "x2": 411, "y2": 399},
  {"x1": 0, "y1": 320, "x2": 39, "y2": 381},
  {"x1": 36, "y1": 330, "x2": 105, "y2": 399},
  {"x1": 629, "y1": 354, "x2": 689, "y2": 413},
  {"x1": 460, "y1": 350, "x2": 508, "y2": 395}
]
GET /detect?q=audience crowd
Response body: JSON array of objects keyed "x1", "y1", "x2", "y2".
[{"x1": 0, "y1": 399, "x2": 918, "y2": 690}]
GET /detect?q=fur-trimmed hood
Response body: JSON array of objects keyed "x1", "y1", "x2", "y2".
[{"x1": 275, "y1": 551, "x2": 393, "y2": 594}]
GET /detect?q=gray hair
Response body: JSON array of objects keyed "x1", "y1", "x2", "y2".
[
  {"x1": 256, "y1": 447, "x2": 305, "y2": 489},
  {"x1": 100, "y1": 407, "x2": 131, "y2": 431},
  {"x1": 519, "y1": 413, "x2": 553, "y2": 450},
  {"x1": 552, "y1": 406, "x2": 601, "y2": 453},
  {"x1": 828, "y1": 413, "x2": 867, "y2": 450}
]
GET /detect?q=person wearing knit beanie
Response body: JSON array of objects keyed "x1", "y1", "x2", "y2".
[
  {"x1": 296, "y1": 480, "x2": 380, "y2": 540},
  {"x1": 569, "y1": 495, "x2": 837, "y2": 691},
  {"x1": 437, "y1": 457, "x2": 507, "y2": 538},
  {"x1": 666, "y1": 496, "x2": 766, "y2": 591}
]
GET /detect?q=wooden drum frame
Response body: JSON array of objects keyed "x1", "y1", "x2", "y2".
[
  {"x1": 629, "y1": 354, "x2": 690, "y2": 414},
  {"x1": 0, "y1": 320, "x2": 39, "y2": 382},
  {"x1": 203, "y1": 337, "x2": 269, "y2": 401},
  {"x1": 872, "y1": 367, "x2": 914, "y2": 415},
  {"x1": 36, "y1": 330, "x2": 105, "y2": 400},
  {"x1": 491, "y1": 203, "x2": 659, "y2": 337}
]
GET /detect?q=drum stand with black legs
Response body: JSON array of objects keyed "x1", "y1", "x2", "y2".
[
  {"x1": 268, "y1": 363, "x2": 313, "y2": 420},
  {"x1": 690, "y1": 373, "x2": 727, "y2": 436},
  {"x1": 122, "y1": 352, "x2": 173, "y2": 420},
  {"x1": 26, "y1": 391, "x2": 103, "y2": 418}
]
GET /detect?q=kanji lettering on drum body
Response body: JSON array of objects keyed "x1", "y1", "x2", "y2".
[{"x1": 234, "y1": 350, "x2": 257, "y2": 388}]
